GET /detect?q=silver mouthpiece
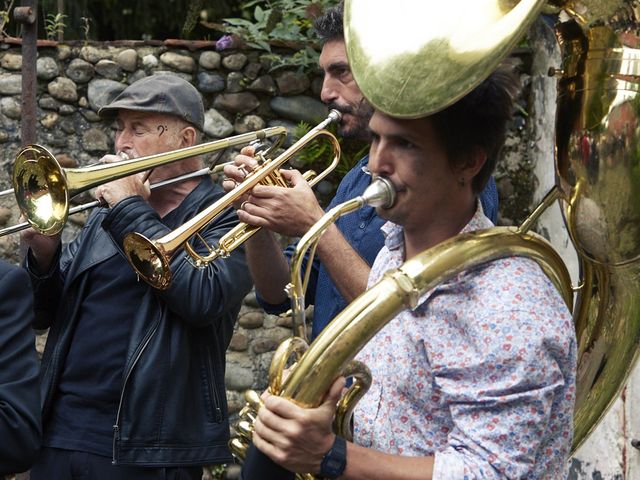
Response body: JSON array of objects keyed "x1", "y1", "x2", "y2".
[{"x1": 362, "y1": 176, "x2": 396, "y2": 209}]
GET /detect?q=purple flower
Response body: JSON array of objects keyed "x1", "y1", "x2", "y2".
[{"x1": 216, "y1": 35, "x2": 234, "y2": 51}]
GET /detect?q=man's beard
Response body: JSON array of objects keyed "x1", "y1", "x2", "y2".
[{"x1": 328, "y1": 99, "x2": 374, "y2": 141}]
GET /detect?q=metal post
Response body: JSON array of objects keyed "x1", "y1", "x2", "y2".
[
  {"x1": 14, "y1": 0, "x2": 38, "y2": 259},
  {"x1": 15, "y1": 0, "x2": 38, "y2": 146}
]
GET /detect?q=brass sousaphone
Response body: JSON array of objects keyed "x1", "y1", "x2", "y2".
[
  {"x1": 341, "y1": 0, "x2": 640, "y2": 451},
  {"x1": 232, "y1": 0, "x2": 640, "y2": 474}
]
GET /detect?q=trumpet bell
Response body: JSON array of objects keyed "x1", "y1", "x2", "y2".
[
  {"x1": 123, "y1": 232, "x2": 171, "y2": 289},
  {"x1": 13, "y1": 145, "x2": 69, "y2": 235}
]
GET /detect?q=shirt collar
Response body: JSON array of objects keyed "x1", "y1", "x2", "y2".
[{"x1": 380, "y1": 201, "x2": 494, "y2": 308}]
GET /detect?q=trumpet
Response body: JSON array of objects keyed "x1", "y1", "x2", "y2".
[
  {"x1": 12, "y1": 127, "x2": 287, "y2": 236},
  {"x1": 192, "y1": 162, "x2": 330, "y2": 264},
  {"x1": 123, "y1": 110, "x2": 342, "y2": 290}
]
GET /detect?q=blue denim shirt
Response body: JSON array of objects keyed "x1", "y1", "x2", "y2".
[{"x1": 257, "y1": 156, "x2": 499, "y2": 339}]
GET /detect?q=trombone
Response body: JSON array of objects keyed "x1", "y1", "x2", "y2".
[
  {"x1": 12, "y1": 127, "x2": 288, "y2": 236},
  {"x1": 0, "y1": 162, "x2": 231, "y2": 237},
  {"x1": 123, "y1": 110, "x2": 342, "y2": 290}
]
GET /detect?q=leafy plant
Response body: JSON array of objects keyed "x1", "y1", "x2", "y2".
[
  {"x1": 182, "y1": 0, "x2": 204, "y2": 38},
  {"x1": 261, "y1": 45, "x2": 320, "y2": 72},
  {"x1": 0, "y1": 0, "x2": 14, "y2": 38},
  {"x1": 44, "y1": 12, "x2": 66, "y2": 40},
  {"x1": 220, "y1": 0, "x2": 339, "y2": 72},
  {"x1": 80, "y1": 16, "x2": 91, "y2": 44}
]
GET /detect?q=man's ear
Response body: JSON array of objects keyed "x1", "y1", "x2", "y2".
[
  {"x1": 460, "y1": 146, "x2": 487, "y2": 180},
  {"x1": 181, "y1": 125, "x2": 197, "y2": 147}
]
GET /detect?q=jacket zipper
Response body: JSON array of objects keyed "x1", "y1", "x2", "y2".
[
  {"x1": 206, "y1": 348, "x2": 223, "y2": 423},
  {"x1": 112, "y1": 318, "x2": 160, "y2": 464}
]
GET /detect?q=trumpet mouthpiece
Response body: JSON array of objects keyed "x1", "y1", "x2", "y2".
[{"x1": 328, "y1": 109, "x2": 342, "y2": 123}]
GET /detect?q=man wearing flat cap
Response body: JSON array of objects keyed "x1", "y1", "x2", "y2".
[{"x1": 22, "y1": 74, "x2": 252, "y2": 479}]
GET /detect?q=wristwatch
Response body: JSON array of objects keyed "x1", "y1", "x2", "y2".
[{"x1": 319, "y1": 435, "x2": 347, "y2": 479}]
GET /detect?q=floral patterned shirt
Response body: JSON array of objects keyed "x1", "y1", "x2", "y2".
[{"x1": 353, "y1": 206, "x2": 576, "y2": 479}]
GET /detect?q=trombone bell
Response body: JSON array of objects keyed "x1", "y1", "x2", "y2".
[{"x1": 13, "y1": 145, "x2": 69, "y2": 236}]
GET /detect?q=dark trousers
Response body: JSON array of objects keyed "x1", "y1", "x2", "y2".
[
  {"x1": 30, "y1": 447, "x2": 202, "y2": 480},
  {"x1": 240, "y1": 444, "x2": 294, "y2": 480}
]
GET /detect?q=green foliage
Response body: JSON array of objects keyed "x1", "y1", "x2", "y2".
[
  {"x1": 292, "y1": 120, "x2": 369, "y2": 202},
  {"x1": 0, "y1": 0, "x2": 246, "y2": 41},
  {"x1": 44, "y1": 12, "x2": 67, "y2": 40},
  {"x1": 293, "y1": 120, "x2": 334, "y2": 163},
  {"x1": 261, "y1": 45, "x2": 320, "y2": 72},
  {"x1": 0, "y1": 0, "x2": 13, "y2": 37},
  {"x1": 34, "y1": 0, "x2": 241, "y2": 41},
  {"x1": 80, "y1": 16, "x2": 91, "y2": 44},
  {"x1": 221, "y1": 0, "x2": 339, "y2": 72},
  {"x1": 182, "y1": 0, "x2": 204, "y2": 38}
]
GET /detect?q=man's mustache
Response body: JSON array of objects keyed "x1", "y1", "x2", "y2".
[{"x1": 327, "y1": 102, "x2": 354, "y2": 116}]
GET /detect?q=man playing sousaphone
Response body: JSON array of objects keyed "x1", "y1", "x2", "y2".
[{"x1": 242, "y1": 66, "x2": 577, "y2": 479}]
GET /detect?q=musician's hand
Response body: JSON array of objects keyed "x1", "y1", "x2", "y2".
[
  {"x1": 238, "y1": 169, "x2": 325, "y2": 237},
  {"x1": 222, "y1": 145, "x2": 260, "y2": 211},
  {"x1": 20, "y1": 221, "x2": 61, "y2": 273},
  {"x1": 94, "y1": 171, "x2": 150, "y2": 208},
  {"x1": 94, "y1": 152, "x2": 150, "y2": 208},
  {"x1": 100, "y1": 153, "x2": 125, "y2": 164},
  {"x1": 252, "y1": 376, "x2": 345, "y2": 474}
]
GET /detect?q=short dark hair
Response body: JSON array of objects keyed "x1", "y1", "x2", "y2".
[
  {"x1": 313, "y1": 1, "x2": 344, "y2": 43},
  {"x1": 429, "y1": 65, "x2": 519, "y2": 194}
]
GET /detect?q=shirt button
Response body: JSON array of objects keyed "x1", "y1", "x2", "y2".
[{"x1": 359, "y1": 222, "x2": 366, "y2": 229}]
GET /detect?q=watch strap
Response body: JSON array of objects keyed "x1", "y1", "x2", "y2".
[{"x1": 319, "y1": 435, "x2": 347, "y2": 479}]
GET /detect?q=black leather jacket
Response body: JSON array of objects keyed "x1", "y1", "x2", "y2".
[{"x1": 27, "y1": 178, "x2": 252, "y2": 466}]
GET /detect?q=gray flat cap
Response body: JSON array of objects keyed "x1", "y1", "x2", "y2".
[{"x1": 98, "y1": 74, "x2": 204, "y2": 131}]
